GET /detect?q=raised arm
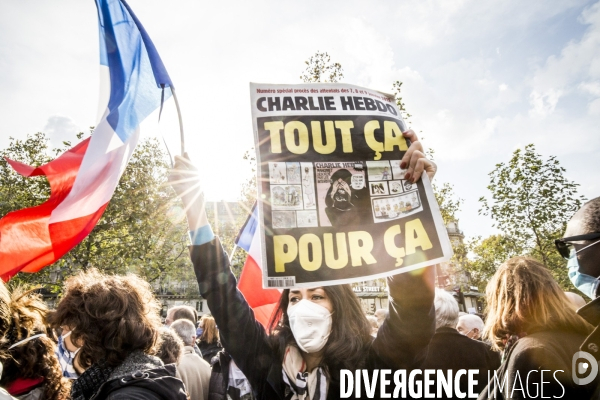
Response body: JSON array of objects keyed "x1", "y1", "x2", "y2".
[
  {"x1": 373, "y1": 266, "x2": 436, "y2": 369},
  {"x1": 168, "y1": 156, "x2": 275, "y2": 391},
  {"x1": 372, "y1": 129, "x2": 437, "y2": 369}
]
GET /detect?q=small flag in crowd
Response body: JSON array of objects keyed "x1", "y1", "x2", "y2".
[
  {"x1": 236, "y1": 204, "x2": 282, "y2": 329},
  {"x1": 0, "y1": 0, "x2": 173, "y2": 280}
]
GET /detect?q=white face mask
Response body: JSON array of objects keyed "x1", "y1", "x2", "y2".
[{"x1": 287, "y1": 299, "x2": 333, "y2": 354}]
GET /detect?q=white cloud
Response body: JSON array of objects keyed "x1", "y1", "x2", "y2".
[
  {"x1": 529, "y1": 1, "x2": 600, "y2": 116},
  {"x1": 589, "y1": 98, "x2": 600, "y2": 114},
  {"x1": 579, "y1": 80, "x2": 600, "y2": 96},
  {"x1": 43, "y1": 116, "x2": 81, "y2": 149},
  {"x1": 529, "y1": 89, "x2": 563, "y2": 117}
]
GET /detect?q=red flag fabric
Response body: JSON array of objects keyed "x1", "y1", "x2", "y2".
[
  {"x1": 0, "y1": 140, "x2": 105, "y2": 280},
  {"x1": 235, "y1": 206, "x2": 281, "y2": 329}
]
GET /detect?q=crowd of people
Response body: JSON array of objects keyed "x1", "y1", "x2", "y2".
[{"x1": 0, "y1": 130, "x2": 599, "y2": 399}]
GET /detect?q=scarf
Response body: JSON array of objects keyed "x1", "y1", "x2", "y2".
[
  {"x1": 282, "y1": 346, "x2": 327, "y2": 400},
  {"x1": 70, "y1": 360, "x2": 113, "y2": 400},
  {"x1": 6, "y1": 377, "x2": 44, "y2": 396}
]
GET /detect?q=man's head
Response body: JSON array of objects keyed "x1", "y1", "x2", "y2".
[
  {"x1": 563, "y1": 197, "x2": 600, "y2": 277},
  {"x1": 165, "y1": 305, "x2": 198, "y2": 327},
  {"x1": 434, "y1": 289, "x2": 459, "y2": 330},
  {"x1": 170, "y1": 319, "x2": 197, "y2": 347},
  {"x1": 457, "y1": 314, "x2": 484, "y2": 339}
]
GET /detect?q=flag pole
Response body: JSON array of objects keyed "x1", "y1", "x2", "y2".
[
  {"x1": 171, "y1": 87, "x2": 185, "y2": 155},
  {"x1": 229, "y1": 244, "x2": 238, "y2": 264}
]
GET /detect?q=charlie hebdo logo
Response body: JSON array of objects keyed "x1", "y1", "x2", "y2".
[{"x1": 572, "y1": 351, "x2": 599, "y2": 385}]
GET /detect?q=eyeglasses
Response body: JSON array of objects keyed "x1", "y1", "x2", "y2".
[{"x1": 555, "y1": 233, "x2": 600, "y2": 260}]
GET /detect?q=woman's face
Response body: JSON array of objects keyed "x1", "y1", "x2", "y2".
[{"x1": 288, "y1": 287, "x2": 333, "y2": 313}]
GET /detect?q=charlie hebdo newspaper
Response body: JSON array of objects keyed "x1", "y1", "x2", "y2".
[{"x1": 250, "y1": 82, "x2": 452, "y2": 288}]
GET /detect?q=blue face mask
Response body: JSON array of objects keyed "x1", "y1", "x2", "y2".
[
  {"x1": 57, "y1": 332, "x2": 80, "y2": 379},
  {"x1": 568, "y1": 254, "x2": 600, "y2": 300},
  {"x1": 196, "y1": 327, "x2": 203, "y2": 337}
]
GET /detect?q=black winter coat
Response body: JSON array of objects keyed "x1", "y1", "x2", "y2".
[
  {"x1": 92, "y1": 365, "x2": 188, "y2": 400},
  {"x1": 478, "y1": 330, "x2": 599, "y2": 400},
  {"x1": 191, "y1": 237, "x2": 436, "y2": 400},
  {"x1": 421, "y1": 327, "x2": 501, "y2": 399},
  {"x1": 199, "y1": 339, "x2": 222, "y2": 364},
  {"x1": 577, "y1": 296, "x2": 600, "y2": 399}
]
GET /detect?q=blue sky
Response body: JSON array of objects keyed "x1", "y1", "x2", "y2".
[{"x1": 1, "y1": 0, "x2": 598, "y2": 241}]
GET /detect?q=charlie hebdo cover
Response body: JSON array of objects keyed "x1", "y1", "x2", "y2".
[{"x1": 250, "y1": 83, "x2": 452, "y2": 289}]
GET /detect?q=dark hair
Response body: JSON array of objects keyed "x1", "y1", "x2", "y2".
[
  {"x1": 171, "y1": 305, "x2": 198, "y2": 325},
  {"x1": 0, "y1": 286, "x2": 70, "y2": 400},
  {"x1": 268, "y1": 285, "x2": 372, "y2": 380},
  {"x1": 155, "y1": 327, "x2": 184, "y2": 364},
  {"x1": 49, "y1": 269, "x2": 162, "y2": 369}
]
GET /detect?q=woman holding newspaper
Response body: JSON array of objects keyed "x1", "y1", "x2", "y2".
[{"x1": 169, "y1": 130, "x2": 437, "y2": 399}]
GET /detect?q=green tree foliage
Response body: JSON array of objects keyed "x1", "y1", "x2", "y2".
[
  {"x1": 1, "y1": 132, "x2": 194, "y2": 293},
  {"x1": 462, "y1": 235, "x2": 524, "y2": 291},
  {"x1": 300, "y1": 52, "x2": 344, "y2": 83},
  {"x1": 392, "y1": 80, "x2": 413, "y2": 124},
  {"x1": 433, "y1": 182, "x2": 463, "y2": 226},
  {"x1": 478, "y1": 144, "x2": 585, "y2": 289},
  {"x1": 431, "y1": 182, "x2": 469, "y2": 283},
  {"x1": 0, "y1": 133, "x2": 55, "y2": 217}
]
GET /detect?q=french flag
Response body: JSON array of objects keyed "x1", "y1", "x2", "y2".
[
  {"x1": 236, "y1": 204, "x2": 282, "y2": 329},
  {"x1": 0, "y1": 0, "x2": 173, "y2": 280}
]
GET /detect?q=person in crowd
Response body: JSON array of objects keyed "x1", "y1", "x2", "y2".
[
  {"x1": 456, "y1": 313, "x2": 485, "y2": 340},
  {"x1": 421, "y1": 289, "x2": 500, "y2": 398},
  {"x1": 373, "y1": 308, "x2": 388, "y2": 328},
  {"x1": 558, "y1": 197, "x2": 600, "y2": 397},
  {"x1": 166, "y1": 305, "x2": 203, "y2": 358},
  {"x1": 197, "y1": 316, "x2": 221, "y2": 364},
  {"x1": 480, "y1": 257, "x2": 597, "y2": 399},
  {"x1": 209, "y1": 350, "x2": 255, "y2": 400},
  {"x1": 171, "y1": 320, "x2": 211, "y2": 400},
  {"x1": 55, "y1": 326, "x2": 81, "y2": 380},
  {"x1": 170, "y1": 130, "x2": 438, "y2": 399},
  {"x1": 0, "y1": 282, "x2": 70, "y2": 400},
  {"x1": 365, "y1": 315, "x2": 379, "y2": 337},
  {"x1": 165, "y1": 305, "x2": 198, "y2": 327},
  {"x1": 560, "y1": 197, "x2": 600, "y2": 302},
  {"x1": 196, "y1": 320, "x2": 204, "y2": 338},
  {"x1": 565, "y1": 291, "x2": 587, "y2": 310},
  {"x1": 48, "y1": 269, "x2": 187, "y2": 400},
  {"x1": 156, "y1": 327, "x2": 184, "y2": 365}
]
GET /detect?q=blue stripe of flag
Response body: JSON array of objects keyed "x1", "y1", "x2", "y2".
[
  {"x1": 235, "y1": 203, "x2": 258, "y2": 252},
  {"x1": 95, "y1": 0, "x2": 173, "y2": 143}
]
